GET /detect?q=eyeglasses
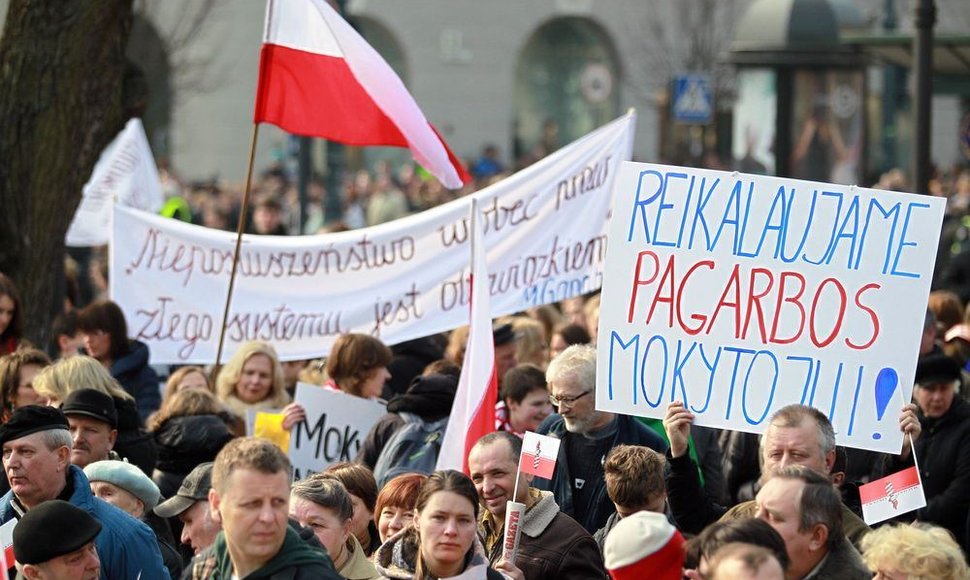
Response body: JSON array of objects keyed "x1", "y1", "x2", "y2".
[{"x1": 549, "y1": 390, "x2": 591, "y2": 407}]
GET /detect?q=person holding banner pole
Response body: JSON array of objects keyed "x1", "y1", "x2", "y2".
[
  {"x1": 875, "y1": 353, "x2": 970, "y2": 553},
  {"x1": 663, "y1": 401, "x2": 920, "y2": 549},
  {"x1": 469, "y1": 431, "x2": 607, "y2": 580}
]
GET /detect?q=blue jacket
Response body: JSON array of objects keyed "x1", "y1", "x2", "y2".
[
  {"x1": 112, "y1": 339, "x2": 161, "y2": 421},
  {"x1": 533, "y1": 413, "x2": 668, "y2": 533},
  {"x1": 1, "y1": 465, "x2": 169, "y2": 579}
]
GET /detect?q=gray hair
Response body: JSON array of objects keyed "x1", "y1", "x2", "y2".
[
  {"x1": 291, "y1": 474, "x2": 353, "y2": 521},
  {"x1": 41, "y1": 429, "x2": 73, "y2": 452},
  {"x1": 546, "y1": 344, "x2": 596, "y2": 392},
  {"x1": 761, "y1": 404, "x2": 836, "y2": 459}
]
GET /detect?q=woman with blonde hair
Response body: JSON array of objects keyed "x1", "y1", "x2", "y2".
[
  {"x1": 32, "y1": 354, "x2": 133, "y2": 405},
  {"x1": 861, "y1": 523, "x2": 969, "y2": 580},
  {"x1": 33, "y1": 355, "x2": 156, "y2": 475},
  {"x1": 148, "y1": 388, "x2": 236, "y2": 498},
  {"x1": 214, "y1": 340, "x2": 290, "y2": 415}
]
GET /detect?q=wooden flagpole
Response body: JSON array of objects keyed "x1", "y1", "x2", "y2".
[{"x1": 213, "y1": 123, "x2": 261, "y2": 372}]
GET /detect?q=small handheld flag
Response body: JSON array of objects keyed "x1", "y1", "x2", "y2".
[
  {"x1": 860, "y1": 465, "x2": 926, "y2": 525},
  {"x1": 520, "y1": 431, "x2": 561, "y2": 480},
  {"x1": 860, "y1": 430, "x2": 926, "y2": 525}
]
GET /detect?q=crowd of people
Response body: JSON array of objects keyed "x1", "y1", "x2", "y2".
[
  {"x1": 2, "y1": 159, "x2": 970, "y2": 578},
  {"x1": 2, "y1": 255, "x2": 970, "y2": 579}
]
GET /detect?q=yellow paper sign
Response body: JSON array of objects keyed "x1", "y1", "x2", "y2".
[{"x1": 254, "y1": 412, "x2": 290, "y2": 452}]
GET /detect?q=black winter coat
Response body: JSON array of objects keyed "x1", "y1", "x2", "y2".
[
  {"x1": 111, "y1": 340, "x2": 161, "y2": 421},
  {"x1": 153, "y1": 414, "x2": 235, "y2": 498},
  {"x1": 879, "y1": 396, "x2": 970, "y2": 551}
]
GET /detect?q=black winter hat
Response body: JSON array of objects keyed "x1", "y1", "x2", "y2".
[
  {"x1": 915, "y1": 354, "x2": 962, "y2": 386},
  {"x1": 0, "y1": 406, "x2": 69, "y2": 448},
  {"x1": 62, "y1": 388, "x2": 118, "y2": 428},
  {"x1": 13, "y1": 499, "x2": 101, "y2": 565}
]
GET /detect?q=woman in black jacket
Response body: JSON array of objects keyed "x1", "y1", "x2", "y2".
[{"x1": 148, "y1": 388, "x2": 237, "y2": 498}]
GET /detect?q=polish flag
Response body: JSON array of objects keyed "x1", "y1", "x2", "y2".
[
  {"x1": 520, "y1": 431, "x2": 561, "y2": 480},
  {"x1": 254, "y1": 0, "x2": 470, "y2": 189},
  {"x1": 860, "y1": 466, "x2": 926, "y2": 525},
  {"x1": 0, "y1": 518, "x2": 14, "y2": 571},
  {"x1": 436, "y1": 199, "x2": 497, "y2": 474}
]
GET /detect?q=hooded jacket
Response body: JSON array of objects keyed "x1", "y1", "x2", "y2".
[
  {"x1": 111, "y1": 339, "x2": 161, "y2": 421},
  {"x1": 0, "y1": 465, "x2": 169, "y2": 580},
  {"x1": 357, "y1": 374, "x2": 457, "y2": 469},
  {"x1": 185, "y1": 525, "x2": 340, "y2": 580}
]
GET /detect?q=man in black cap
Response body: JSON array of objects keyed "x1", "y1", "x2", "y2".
[
  {"x1": 61, "y1": 389, "x2": 118, "y2": 469},
  {"x1": 0, "y1": 406, "x2": 168, "y2": 579},
  {"x1": 13, "y1": 499, "x2": 101, "y2": 580},
  {"x1": 879, "y1": 352, "x2": 970, "y2": 552},
  {"x1": 155, "y1": 462, "x2": 222, "y2": 555}
]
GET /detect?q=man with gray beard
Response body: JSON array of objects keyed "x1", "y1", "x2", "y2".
[{"x1": 534, "y1": 345, "x2": 667, "y2": 533}]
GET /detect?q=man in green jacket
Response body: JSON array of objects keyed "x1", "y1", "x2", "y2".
[{"x1": 185, "y1": 438, "x2": 340, "y2": 580}]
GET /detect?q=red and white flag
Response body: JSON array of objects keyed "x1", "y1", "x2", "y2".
[
  {"x1": 859, "y1": 466, "x2": 926, "y2": 525},
  {"x1": 520, "y1": 431, "x2": 561, "y2": 480},
  {"x1": 0, "y1": 518, "x2": 15, "y2": 571},
  {"x1": 254, "y1": 0, "x2": 470, "y2": 189},
  {"x1": 436, "y1": 199, "x2": 497, "y2": 474}
]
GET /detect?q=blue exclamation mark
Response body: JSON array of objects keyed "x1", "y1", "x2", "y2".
[{"x1": 872, "y1": 367, "x2": 898, "y2": 440}]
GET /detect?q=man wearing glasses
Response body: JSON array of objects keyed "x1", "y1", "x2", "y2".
[{"x1": 534, "y1": 344, "x2": 667, "y2": 533}]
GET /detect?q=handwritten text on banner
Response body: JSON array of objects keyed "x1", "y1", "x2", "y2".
[
  {"x1": 111, "y1": 113, "x2": 635, "y2": 363},
  {"x1": 596, "y1": 162, "x2": 945, "y2": 454}
]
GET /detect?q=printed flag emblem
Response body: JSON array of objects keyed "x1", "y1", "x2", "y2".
[
  {"x1": 860, "y1": 466, "x2": 926, "y2": 525},
  {"x1": 520, "y1": 431, "x2": 561, "y2": 480}
]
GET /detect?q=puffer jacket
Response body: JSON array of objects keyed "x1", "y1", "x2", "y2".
[{"x1": 152, "y1": 414, "x2": 235, "y2": 498}]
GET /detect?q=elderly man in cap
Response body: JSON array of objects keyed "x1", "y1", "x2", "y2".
[
  {"x1": 85, "y1": 460, "x2": 182, "y2": 579},
  {"x1": 13, "y1": 499, "x2": 101, "y2": 580},
  {"x1": 61, "y1": 389, "x2": 118, "y2": 469},
  {"x1": 878, "y1": 352, "x2": 970, "y2": 552},
  {"x1": 0, "y1": 406, "x2": 168, "y2": 579},
  {"x1": 154, "y1": 462, "x2": 222, "y2": 556}
]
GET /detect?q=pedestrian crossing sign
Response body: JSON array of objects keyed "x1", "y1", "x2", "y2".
[{"x1": 672, "y1": 74, "x2": 714, "y2": 124}]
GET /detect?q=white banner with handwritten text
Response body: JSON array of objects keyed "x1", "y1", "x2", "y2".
[{"x1": 111, "y1": 112, "x2": 635, "y2": 363}]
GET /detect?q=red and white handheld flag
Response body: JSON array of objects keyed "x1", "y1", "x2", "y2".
[
  {"x1": 0, "y1": 518, "x2": 15, "y2": 571},
  {"x1": 255, "y1": 0, "x2": 470, "y2": 189},
  {"x1": 436, "y1": 199, "x2": 497, "y2": 474},
  {"x1": 860, "y1": 465, "x2": 926, "y2": 525},
  {"x1": 520, "y1": 431, "x2": 561, "y2": 480}
]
